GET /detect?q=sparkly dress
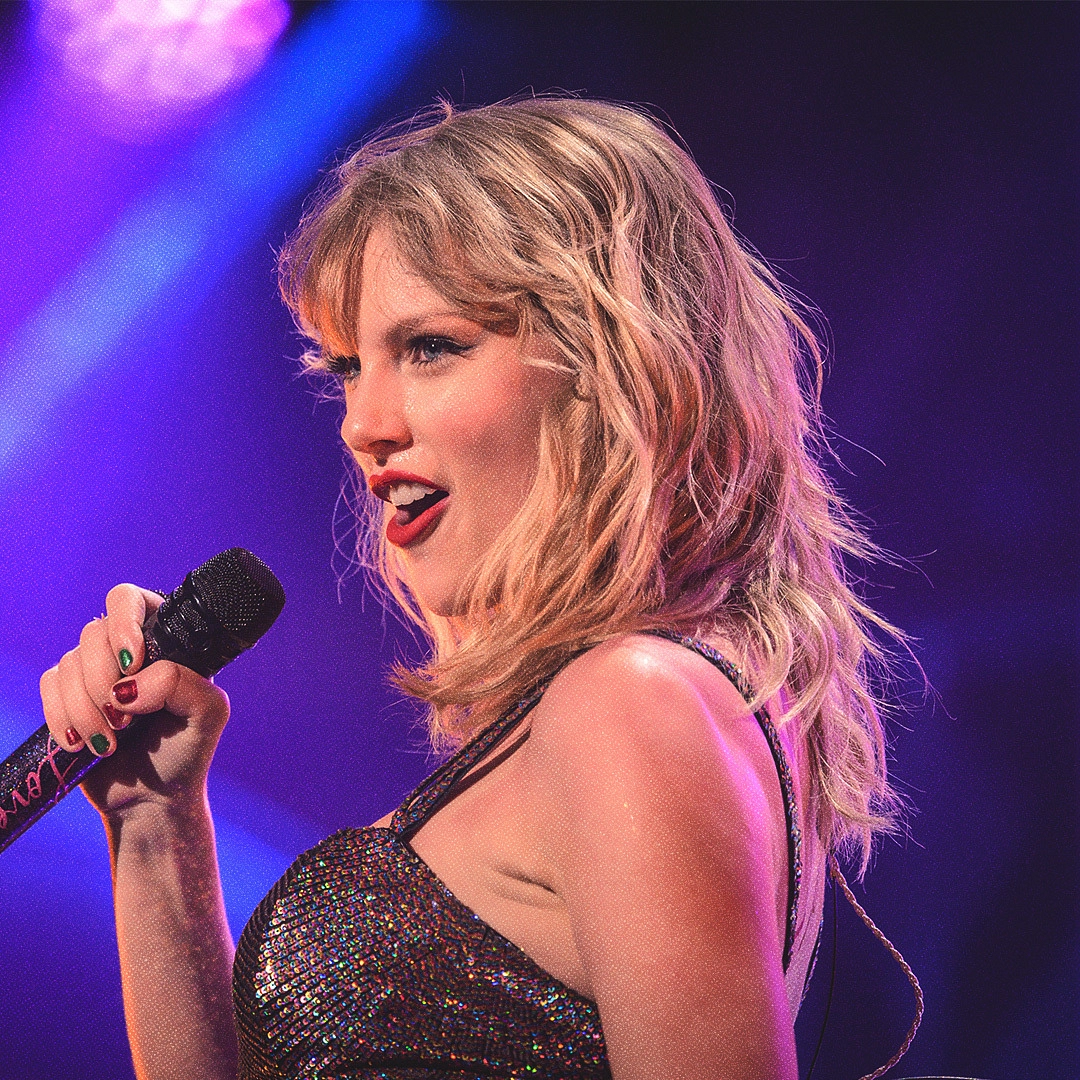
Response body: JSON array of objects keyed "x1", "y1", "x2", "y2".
[{"x1": 233, "y1": 634, "x2": 808, "y2": 1079}]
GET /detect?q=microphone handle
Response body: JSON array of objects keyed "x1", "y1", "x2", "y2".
[
  {"x1": 0, "y1": 724, "x2": 97, "y2": 853},
  {"x1": 0, "y1": 595, "x2": 217, "y2": 855}
]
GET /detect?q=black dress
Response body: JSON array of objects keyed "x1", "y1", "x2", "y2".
[{"x1": 232, "y1": 633, "x2": 807, "y2": 1079}]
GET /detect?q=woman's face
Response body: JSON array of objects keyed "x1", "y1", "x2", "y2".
[{"x1": 336, "y1": 225, "x2": 567, "y2": 617}]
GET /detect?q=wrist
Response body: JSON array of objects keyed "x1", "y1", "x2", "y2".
[{"x1": 101, "y1": 785, "x2": 210, "y2": 836}]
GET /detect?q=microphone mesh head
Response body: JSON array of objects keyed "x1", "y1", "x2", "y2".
[{"x1": 188, "y1": 548, "x2": 286, "y2": 641}]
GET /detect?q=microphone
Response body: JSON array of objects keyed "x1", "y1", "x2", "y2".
[{"x1": 0, "y1": 548, "x2": 285, "y2": 854}]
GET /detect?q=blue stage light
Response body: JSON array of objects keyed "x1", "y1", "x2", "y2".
[{"x1": 0, "y1": 0, "x2": 433, "y2": 484}]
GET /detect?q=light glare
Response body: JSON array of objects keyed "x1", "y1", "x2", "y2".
[{"x1": 37, "y1": 0, "x2": 290, "y2": 137}]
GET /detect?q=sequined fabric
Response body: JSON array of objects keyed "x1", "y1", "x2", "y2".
[
  {"x1": 233, "y1": 827, "x2": 607, "y2": 1079},
  {"x1": 233, "y1": 638, "x2": 803, "y2": 1079}
]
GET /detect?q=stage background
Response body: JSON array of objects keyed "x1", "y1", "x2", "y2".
[{"x1": 0, "y1": 3, "x2": 1074, "y2": 1078}]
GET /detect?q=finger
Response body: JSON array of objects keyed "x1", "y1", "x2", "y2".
[
  {"x1": 104, "y1": 584, "x2": 162, "y2": 676},
  {"x1": 79, "y1": 617, "x2": 127, "y2": 728},
  {"x1": 111, "y1": 662, "x2": 229, "y2": 732},
  {"x1": 58, "y1": 648, "x2": 116, "y2": 757},
  {"x1": 40, "y1": 665, "x2": 82, "y2": 752}
]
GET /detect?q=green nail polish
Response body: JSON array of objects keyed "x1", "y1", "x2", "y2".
[
  {"x1": 119, "y1": 648, "x2": 133, "y2": 672},
  {"x1": 90, "y1": 733, "x2": 110, "y2": 755}
]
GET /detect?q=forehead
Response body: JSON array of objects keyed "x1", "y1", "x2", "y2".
[
  {"x1": 353, "y1": 226, "x2": 463, "y2": 338},
  {"x1": 310, "y1": 219, "x2": 520, "y2": 359}
]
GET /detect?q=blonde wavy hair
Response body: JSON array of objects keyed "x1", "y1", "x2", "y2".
[{"x1": 280, "y1": 97, "x2": 900, "y2": 866}]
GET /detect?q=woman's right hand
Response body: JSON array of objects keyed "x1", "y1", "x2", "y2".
[{"x1": 39, "y1": 583, "x2": 231, "y2": 822}]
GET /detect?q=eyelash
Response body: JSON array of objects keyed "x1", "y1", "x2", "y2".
[
  {"x1": 325, "y1": 354, "x2": 361, "y2": 380},
  {"x1": 411, "y1": 335, "x2": 471, "y2": 366},
  {"x1": 325, "y1": 336, "x2": 471, "y2": 381}
]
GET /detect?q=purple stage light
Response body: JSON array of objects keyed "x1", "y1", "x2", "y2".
[{"x1": 36, "y1": 0, "x2": 289, "y2": 140}]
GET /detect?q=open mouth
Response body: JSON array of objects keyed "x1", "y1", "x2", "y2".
[
  {"x1": 380, "y1": 481, "x2": 450, "y2": 547},
  {"x1": 392, "y1": 488, "x2": 447, "y2": 525}
]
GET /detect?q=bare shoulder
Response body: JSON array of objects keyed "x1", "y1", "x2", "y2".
[
  {"x1": 525, "y1": 633, "x2": 780, "y2": 855},
  {"x1": 528, "y1": 632, "x2": 761, "y2": 781},
  {"x1": 523, "y1": 633, "x2": 797, "y2": 1077}
]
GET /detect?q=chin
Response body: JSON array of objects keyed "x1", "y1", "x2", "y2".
[
  {"x1": 400, "y1": 539, "x2": 487, "y2": 622},
  {"x1": 405, "y1": 574, "x2": 466, "y2": 621}
]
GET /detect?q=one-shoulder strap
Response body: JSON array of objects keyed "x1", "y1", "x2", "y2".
[
  {"x1": 645, "y1": 630, "x2": 802, "y2": 973},
  {"x1": 391, "y1": 674, "x2": 559, "y2": 842}
]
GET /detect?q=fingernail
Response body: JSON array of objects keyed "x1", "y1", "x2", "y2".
[
  {"x1": 118, "y1": 648, "x2": 133, "y2": 673},
  {"x1": 64, "y1": 726, "x2": 81, "y2": 748},
  {"x1": 103, "y1": 703, "x2": 129, "y2": 730},
  {"x1": 89, "y1": 733, "x2": 111, "y2": 756},
  {"x1": 113, "y1": 679, "x2": 137, "y2": 705}
]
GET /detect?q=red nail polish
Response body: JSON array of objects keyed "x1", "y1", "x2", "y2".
[
  {"x1": 103, "y1": 703, "x2": 128, "y2": 730},
  {"x1": 113, "y1": 679, "x2": 138, "y2": 705},
  {"x1": 64, "y1": 727, "x2": 80, "y2": 748}
]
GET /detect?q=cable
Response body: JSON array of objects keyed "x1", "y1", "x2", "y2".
[{"x1": 830, "y1": 854, "x2": 925, "y2": 1080}]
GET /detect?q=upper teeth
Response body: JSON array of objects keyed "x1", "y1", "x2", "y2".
[{"x1": 388, "y1": 483, "x2": 437, "y2": 507}]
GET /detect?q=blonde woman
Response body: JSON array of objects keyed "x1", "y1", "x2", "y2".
[{"x1": 40, "y1": 98, "x2": 900, "y2": 1080}]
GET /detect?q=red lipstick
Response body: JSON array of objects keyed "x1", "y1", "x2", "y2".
[
  {"x1": 386, "y1": 497, "x2": 449, "y2": 547},
  {"x1": 368, "y1": 470, "x2": 449, "y2": 548},
  {"x1": 367, "y1": 470, "x2": 440, "y2": 501}
]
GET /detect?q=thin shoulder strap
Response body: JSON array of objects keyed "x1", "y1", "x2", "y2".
[
  {"x1": 652, "y1": 634, "x2": 926, "y2": 1076},
  {"x1": 393, "y1": 633, "x2": 801, "y2": 972},
  {"x1": 391, "y1": 674, "x2": 557, "y2": 842},
  {"x1": 645, "y1": 630, "x2": 801, "y2": 973}
]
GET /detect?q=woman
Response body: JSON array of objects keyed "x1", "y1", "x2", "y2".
[{"x1": 39, "y1": 98, "x2": 899, "y2": 1079}]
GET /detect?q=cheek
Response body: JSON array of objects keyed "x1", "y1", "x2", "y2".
[
  {"x1": 461, "y1": 426, "x2": 540, "y2": 524},
  {"x1": 478, "y1": 397, "x2": 543, "y2": 475},
  {"x1": 424, "y1": 382, "x2": 543, "y2": 475}
]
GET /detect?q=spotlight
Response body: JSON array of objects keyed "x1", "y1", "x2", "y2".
[{"x1": 37, "y1": 0, "x2": 290, "y2": 140}]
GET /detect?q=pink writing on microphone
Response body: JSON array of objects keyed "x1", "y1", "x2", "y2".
[{"x1": 0, "y1": 736, "x2": 79, "y2": 831}]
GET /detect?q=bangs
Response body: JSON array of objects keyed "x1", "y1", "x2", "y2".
[
  {"x1": 283, "y1": 174, "x2": 530, "y2": 369},
  {"x1": 284, "y1": 187, "x2": 378, "y2": 367}
]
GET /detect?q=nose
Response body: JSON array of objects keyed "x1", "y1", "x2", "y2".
[{"x1": 340, "y1": 367, "x2": 412, "y2": 466}]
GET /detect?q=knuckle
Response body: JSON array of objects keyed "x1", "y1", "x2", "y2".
[
  {"x1": 106, "y1": 583, "x2": 145, "y2": 627},
  {"x1": 208, "y1": 685, "x2": 230, "y2": 721},
  {"x1": 173, "y1": 667, "x2": 229, "y2": 720},
  {"x1": 79, "y1": 617, "x2": 105, "y2": 650},
  {"x1": 160, "y1": 660, "x2": 183, "y2": 689},
  {"x1": 105, "y1": 583, "x2": 135, "y2": 606}
]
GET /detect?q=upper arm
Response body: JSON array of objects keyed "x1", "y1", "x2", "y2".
[{"x1": 529, "y1": 636, "x2": 797, "y2": 1080}]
